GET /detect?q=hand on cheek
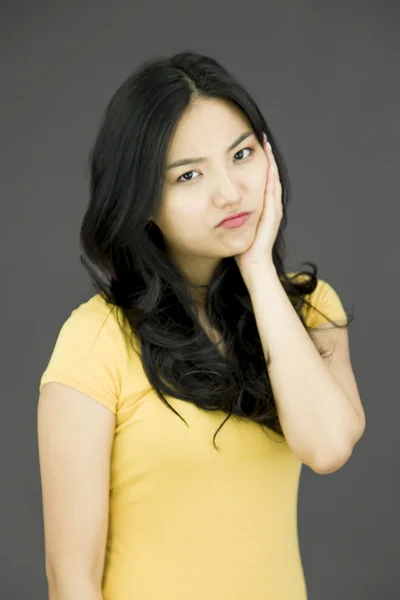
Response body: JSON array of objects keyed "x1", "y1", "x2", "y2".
[{"x1": 234, "y1": 132, "x2": 283, "y2": 275}]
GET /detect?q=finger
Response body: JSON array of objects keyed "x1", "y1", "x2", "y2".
[
  {"x1": 262, "y1": 132, "x2": 268, "y2": 150},
  {"x1": 267, "y1": 163, "x2": 275, "y2": 196},
  {"x1": 263, "y1": 135, "x2": 281, "y2": 198},
  {"x1": 262, "y1": 134, "x2": 272, "y2": 166},
  {"x1": 266, "y1": 141, "x2": 276, "y2": 171},
  {"x1": 265, "y1": 141, "x2": 282, "y2": 195}
]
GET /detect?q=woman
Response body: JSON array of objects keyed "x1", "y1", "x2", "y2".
[{"x1": 37, "y1": 51, "x2": 365, "y2": 600}]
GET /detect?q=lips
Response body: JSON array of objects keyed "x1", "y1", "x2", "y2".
[{"x1": 217, "y1": 211, "x2": 251, "y2": 227}]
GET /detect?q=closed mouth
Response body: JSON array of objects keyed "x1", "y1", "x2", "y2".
[{"x1": 217, "y1": 211, "x2": 251, "y2": 227}]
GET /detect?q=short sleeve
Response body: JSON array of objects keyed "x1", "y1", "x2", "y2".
[
  {"x1": 304, "y1": 278, "x2": 348, "y2": 328},
  {"x1": 39, "y1": 295, "x2": 126, "y2": 413}
]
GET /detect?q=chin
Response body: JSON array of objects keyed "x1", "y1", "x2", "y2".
[
  {"x1": 223, "y1": 242, "x2": 252, "y2": 260},
  {"x1": 233, "y1": 231, "x2": 256, "y2": 251}
]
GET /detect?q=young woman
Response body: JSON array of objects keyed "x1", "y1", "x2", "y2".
[{"x1": 37, "y1": 51, "x2": 365, "y2": 600}]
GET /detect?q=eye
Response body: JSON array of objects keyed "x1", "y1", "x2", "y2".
[
  {"x1": 176, "y1": 147, "x2": 254, "y2": 183},
  {"x1": 234, "y1": 147, "x2": 254, "y2": 161},
  {"x1": 177, "y1": 170, "x2": 199, "y2": 183}
]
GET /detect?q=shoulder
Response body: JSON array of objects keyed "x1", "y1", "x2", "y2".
[
  {"x1": 286, "y1": 272, "x2": 348, "y2": 328},
  {"x1": 53, "y1": 294, "x2": 128, "y2": 359},
  {"x1": 39, "y1": 294, "x2": 128, "y2": 413}
]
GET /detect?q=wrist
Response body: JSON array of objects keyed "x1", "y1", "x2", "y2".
[{"x1": 240, "y1": 261, "x2": 278, "y2": 290}]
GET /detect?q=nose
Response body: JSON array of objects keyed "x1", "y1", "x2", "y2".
[{"x1": 213, "y1": 171, "x2": 242, "y2": 208}]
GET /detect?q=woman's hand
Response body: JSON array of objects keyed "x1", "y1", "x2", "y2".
[{"x1": 234, "y1": 133, "x2": 283, "y2": 279}]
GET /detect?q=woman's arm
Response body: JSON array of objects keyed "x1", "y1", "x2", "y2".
[
  {"x1": 246, "y1": 266, "x2": 365, "y2": 474},
  {"x1": 38, "y1": 382, "x2": 116, "y2": 599},
  {"x1": 47, "y1": 578, "x2": 103, "y2": 600}
]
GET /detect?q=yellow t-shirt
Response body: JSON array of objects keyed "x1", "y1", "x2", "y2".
[{"x1": 39, "y1": 274, "x2": 347, "y2": 600}]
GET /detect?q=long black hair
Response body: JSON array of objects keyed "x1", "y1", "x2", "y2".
[{"x1": 79, "y1": 50, "x2": 353, "y2": 450}]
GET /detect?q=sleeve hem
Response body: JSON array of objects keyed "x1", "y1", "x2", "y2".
[{"x1": 39, "y1": 374, "x2": 118, "y2": 414}]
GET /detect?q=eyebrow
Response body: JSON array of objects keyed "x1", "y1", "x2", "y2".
[{"x1": 166, "y1": 131, "x2": 255, "y2": 171}]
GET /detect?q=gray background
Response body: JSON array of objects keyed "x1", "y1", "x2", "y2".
[{"x1": 1, "y1": 0, "x2": 398, "y2": 598}]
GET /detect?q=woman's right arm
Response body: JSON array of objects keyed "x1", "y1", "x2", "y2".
[{"x1": 37, "y1": 382, "x2": 116, "y2": 600}]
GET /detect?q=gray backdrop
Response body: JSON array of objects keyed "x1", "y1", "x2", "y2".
[{"x1": 1, "y1": 0, "x2": 398, "y2": 598}]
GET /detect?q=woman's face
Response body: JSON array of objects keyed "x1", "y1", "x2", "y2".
[{"x1": 153, "y1": 97, "x2": 269, "y2": 285}]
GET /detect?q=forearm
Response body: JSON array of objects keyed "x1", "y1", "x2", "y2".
[
  {"x1": 47, "y1": 573, "x2": 103, "y2": 600},
  {"x1": 245, "y1": 264, "x2": 359, "y2": 471}
]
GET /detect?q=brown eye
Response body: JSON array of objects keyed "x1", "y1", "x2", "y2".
[
  {"x1": 234, "y1": 147, "x2": 254, "y2": 161},
  {"x1": 177, "y1": 170, "x2": 199, "y2": 183}
]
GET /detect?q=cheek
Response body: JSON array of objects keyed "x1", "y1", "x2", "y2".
[
  {"x1": 168, "y1": 202, "x2": 202, "y2": 230},
  {"x1": 158, "y1": 196, "x2": 206, "y2": 243},
  {"x1": 248, "y1": 153, "x2": 268, "y2": 191},
  {"x1": 249, "y1": 172, "x2": 267, "y2": 212},
  {"x1": 164, "y1": 187, "x2": 206, "y2": 221}
]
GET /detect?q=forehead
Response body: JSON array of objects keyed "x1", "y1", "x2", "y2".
[{"x1": 168, "y1": 98, "x2": 251, "y2": 153}]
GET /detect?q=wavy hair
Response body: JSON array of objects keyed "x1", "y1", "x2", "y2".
[{"x1": 79, "y1": 50, "x2": 353, "y2": 450}]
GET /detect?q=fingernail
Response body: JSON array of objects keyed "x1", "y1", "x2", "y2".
[{"x1": 267, "y1": 142, "x2": 272, "y2": 151}]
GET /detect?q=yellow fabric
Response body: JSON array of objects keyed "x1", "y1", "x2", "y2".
[{"x1": 39, "y1": 274, "x2": 347, "y2": 600}]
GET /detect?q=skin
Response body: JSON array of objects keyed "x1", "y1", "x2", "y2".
[{"x1": 153, "y1": 97, "x2": 270, "y2": 298}]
